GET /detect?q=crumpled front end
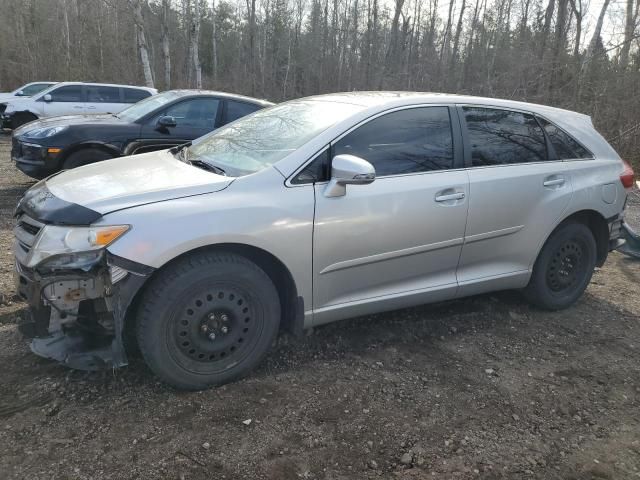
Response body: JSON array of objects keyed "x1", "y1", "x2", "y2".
[{"x1": 14, "y1": 213, "x2": 152, "y2": 370}]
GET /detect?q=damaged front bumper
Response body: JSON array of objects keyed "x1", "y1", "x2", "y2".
[{"x1": 15, "y1": 253, "x2": 152, "y2": 370}]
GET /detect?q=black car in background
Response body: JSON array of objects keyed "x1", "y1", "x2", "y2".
[{"x1": 11, "y1": 90, "x2": 273, "y2": 179}]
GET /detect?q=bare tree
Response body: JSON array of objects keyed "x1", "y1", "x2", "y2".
[
  {"x1": 129, "y1": 0, "x2": 154, "y2": 88},
  {"x1": 161, "y1": 0, "x2": 172, "y2": 89}
]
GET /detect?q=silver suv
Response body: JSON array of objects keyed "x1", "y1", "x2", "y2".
[{"x1": 14, "y1": 92, "x2": 634, "y2": 389}]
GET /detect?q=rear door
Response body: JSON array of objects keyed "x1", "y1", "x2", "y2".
[
  {"x1": 311, "y1": 106, "x2": 469, "y2": 323},
  {"x1": 132, "y1": 97, "x2": 221, "y2": 154},
  {"x1": 86, "y1": 85, "x2": 123, "y2": 114},
  {"x1": 456, "y1": 105, "x2": 573, "y2": 294},
  {"x1": 42, "y1": 85, "x2": 86, "y2": 116}
]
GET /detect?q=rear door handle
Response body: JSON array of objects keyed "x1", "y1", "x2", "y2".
[
  {"x1": 543, "y1": 177, "x2": 566, "y2": 187},
  {"x1": 435, "y1": 192, "x2": 466, "y2": 202}
]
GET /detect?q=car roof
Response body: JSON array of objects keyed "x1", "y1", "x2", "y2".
[
  {"x1": 47, "y1": 81, "x2": 157, "y2": 93},
  {"x1": 163, "y1": 89, "x2": 273, "y2": 106},
  {"x1": 303, "y1": 91, "x2": 591, "y2": 122}
]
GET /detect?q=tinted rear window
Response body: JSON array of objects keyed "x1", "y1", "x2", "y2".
[
  {"x1": 123, "y1": 88, "x2": 152, "y2": 103},
  {"x1": 87, "y1": 86, "x2": 121, "y2": 103},
  {"x1": 224, "y1": 101, "x2": 261, "y2": 124},
  {"x1": 463, "y1": 107, "x2": 547, "y2": 166},
  {"x1": 537, "y1": 117, "x2": 592, "y2": 160}
]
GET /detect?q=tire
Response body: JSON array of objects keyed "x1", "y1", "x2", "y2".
[
  {"x1": 12, "y1": 112, "x2": 38, "y2": 129},
  {"x1": 524, "y1": 222, "x2": 597, "y2": 310},
  {"x1": 62, "y1": 148, "x2": 114, "y2": 170},
  {"x1": 136, "y1": 251, "x2": 281, "y2": 390}
]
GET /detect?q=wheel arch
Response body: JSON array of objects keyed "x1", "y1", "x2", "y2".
[
  {"x1": 124, "y1": 243, "x2": 303, "y2": 345},
  {"x1": 58, "y1": 142, "x2": 121, "y2": 164},
  {"x1": 544, "y1": 209, "x2": 610, "y2": 267}
]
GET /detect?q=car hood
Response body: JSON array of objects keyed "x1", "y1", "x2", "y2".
[
  {"x1": 0, "y1": 93, "x2": 17, "y2": 103},
  {"x1": 15, "y1": 114, "x2": 127, "y2": 134},
  {"x1": 18, "y1": 150, "x2": 233, "y2": 222}
]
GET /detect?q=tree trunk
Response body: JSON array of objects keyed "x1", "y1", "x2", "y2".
[
  {"x1": 161, "y1": 0, "x2": 171, "y2": 89},
  {"x1": 619, "y1": 0, "x2": 639, "y2": 70},
  {"x1": 130, "y1": 0, "x2": 154, "y2": 88},
  {"x1": 211, "y1": 0, "x2": 218, "y2": 85},
  {"x1": 190, "y1": 0, "x2": 202, "y2": 89}
]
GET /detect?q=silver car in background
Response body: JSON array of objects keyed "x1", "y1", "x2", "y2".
[{"x1": 13, "y1": 92, "x2": 634, "y2": 389}]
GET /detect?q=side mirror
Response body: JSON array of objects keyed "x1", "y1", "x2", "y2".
[
  {"x1": 15, "y1": 90, "x2": 25, "y2": 96},
  {"x1": 324, "y1": 154, "x2": 376, "y2": 198},
  {"x1": 157, "y1": 115, "x2": 177, "y2": 128},
  {"x1": 43, "y1": 94, "x2": 52, "y2": 102}
]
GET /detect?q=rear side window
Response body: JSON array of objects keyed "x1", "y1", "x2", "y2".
[
  {"x1": 123, "y1": 88, "x2": 151, "y2": 103},
  {"x1": 87, "y1": 86, "x2": 121, "y2": 103},
  {"x1": 333, "y1": 106, "x2": 454, "y2": 176},
  {"x1": 537, "y1": 117, "x2": 592, "y2": 160},
  {"x1": 463, "y1": 107, "x2": 547, "y2": 166},
  {"x1": 48, "y1": 85, "x2": 84, "y2": 102},
  {"x1": 224, "y1": 101, "x2": 261, "y2": 124}
]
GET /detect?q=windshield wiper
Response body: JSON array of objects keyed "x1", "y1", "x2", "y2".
[{"x1": 189, "y1": 160, "x2": 227, "y2": 176}]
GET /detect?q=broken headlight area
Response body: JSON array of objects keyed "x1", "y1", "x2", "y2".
[{"x1": 15, "y1": 244, "x2": 151, "y2": 371}]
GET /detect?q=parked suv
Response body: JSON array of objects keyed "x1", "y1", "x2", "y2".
[
  {"x1": 0, "y1": 81, "x2": 57, "y2": 103},
  {"x1": 11, "y1": 90, "x2": 273, "y2": 179},
  {"x1": 1, "y1": 82, "x2": 157, "y2": 129},
  {"x1": 13, "y1": 93, "x2": 633, "y2": 389}
]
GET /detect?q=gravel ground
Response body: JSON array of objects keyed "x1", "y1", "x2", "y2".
[{"x1": 0, "y1": 132, "x2": 639, "y2": 480}]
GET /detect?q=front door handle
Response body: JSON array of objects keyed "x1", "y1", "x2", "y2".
[
  {"x1": 435, "y1": 192, "x2": 466, "y2": 202},
  {"x1": 543, "y1": 177, "x2": 566, "y2": 187}
]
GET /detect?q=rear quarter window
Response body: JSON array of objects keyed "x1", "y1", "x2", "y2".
[
  {"x1": 537, "y1": 117, "x2": 593, "y2": 160},
  {"x1": 123, "y1": 88, "x2": 152, "y2": 103}
]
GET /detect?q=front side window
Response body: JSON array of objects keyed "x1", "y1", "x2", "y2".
[
  {"x1": 87, "y1": 86, "x2": 121, "y2": 103},
  {"x1": 49, "y1": 85, "x2": 84, "y2": 102},
  {"x1": 537, "y1": 117, "x2": 592, "y2": 160},
  {"x1": 463, "y1": 107, "x2": 547, "y2": 166},
  {"x1": 160, "y1": 98, "x2": 220, "y2": 128},
  {"x1": 333, "y1": 106, "x2": 454, "y2": 176},
  {"x1": 224, "y1": 101, "x2": 261, "y2": 125}
]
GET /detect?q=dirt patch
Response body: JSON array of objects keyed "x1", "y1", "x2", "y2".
[{"x1": 0, "y1": 131, "x2": 638, "y2": 480}]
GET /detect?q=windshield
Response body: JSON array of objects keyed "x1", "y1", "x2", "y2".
[
  {"x1": 18, "y1": 83, "x2": 54, "y2": 96},
  {"x1": 117, "y1": 91, "x2": 181, "y2": 122},
  {"x1": 187, "y1": 100, "x2": 365, "y2": 176}
]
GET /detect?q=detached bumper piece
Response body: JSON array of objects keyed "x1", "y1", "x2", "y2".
[
  {"x1": 15, "y1": 250, "x2": 152, "y2": 371},
  {"x1": 617, "y1": 222, "x2": 640, "y2": 259}
]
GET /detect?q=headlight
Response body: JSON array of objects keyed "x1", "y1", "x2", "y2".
[
  {"x1": 26, "y1": 225, "x2": 130, "y2": 268},
  {"x1": 25, "y1": 125, "x2": 68, "y2": 139}
]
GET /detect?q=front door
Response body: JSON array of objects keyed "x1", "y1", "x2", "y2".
[
  {"x1": 43, "y1": 85, "x2": 86, "y2": 116},
  {"x1": 312, "y1": 106, "x2": 469, "y2": 324}
]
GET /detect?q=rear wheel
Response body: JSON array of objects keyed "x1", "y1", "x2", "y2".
[
  {"x1": 12, "y1": 112, "x2": 38, "y2": 129},
  {"x1": 62, "y1": 148, "x2": 114, "y2": 170},
  {"x1": 524, "y1": 222, "x2": 597, "y2": 310},
  {"x1": 136, "y1": 251, "x2": 281, "y2": 390}
]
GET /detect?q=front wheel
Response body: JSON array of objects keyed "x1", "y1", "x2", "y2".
[
  {"x1": 12, "y1": 112, "x2": 38, "y2": 129},
  {"x1": 524, "y1": 222, "x2": 597, "y2": 310},
  {"x1": 62, "y1": 148, "x2": 114, "y2": 170},
  {"x1": 136, "y1": 252, "x2": 281, "y2": 390}
]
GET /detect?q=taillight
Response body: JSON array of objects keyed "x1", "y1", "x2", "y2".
[{"x1": 620, "y1": 160, "x2": 635, "y2": 189}]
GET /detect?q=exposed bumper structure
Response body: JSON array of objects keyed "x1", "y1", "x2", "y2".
[
  {"x1": 15, "y1": 254, "x2": 151, "y2": 370},
  {"x1": 14, "y1": 211, "x2": 153, "y2": 370}
]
